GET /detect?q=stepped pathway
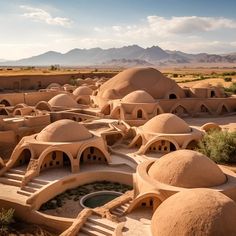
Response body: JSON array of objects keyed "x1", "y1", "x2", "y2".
[
  {"x1": 110, "y1": 200, "x2": 132, "y2": 217},
  {"x1": 0, "y1": 167, "x2": 50, "y2": 197},
  {"x1": 79, "y1": 215, "x2": 118, "y2": 236}
]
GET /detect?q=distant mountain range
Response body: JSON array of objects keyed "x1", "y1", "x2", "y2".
[{"x1": 1, "y1": 45, "x2": 236, "y2": 67}]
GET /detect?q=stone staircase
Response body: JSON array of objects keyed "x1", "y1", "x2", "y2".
[
  {"x1": 79, "y1": 215, "x2": 118, "y2": 236},
  {"x1": 0, "y1": 167, "x2": 49, "y2": 197},
  {"x1": 110, "y1": 200, "x2": 132, "y2": 217}
]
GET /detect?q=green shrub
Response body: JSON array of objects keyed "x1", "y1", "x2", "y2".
[
  {"x1": 224, "y1": 82, "x2": 236, "y2": 94},
  {"x1": 196, "y1": 130, "x2": 236, "y2": 164},
  {"x1": 0, "y1": 208, "x2": 14, "y2": 235},
  {"x1": 224, "y1": 77, "x2": 232, "y2": 82},
  {"x1": 172, "y1": 73, "x2": 178, "y2": 78}
]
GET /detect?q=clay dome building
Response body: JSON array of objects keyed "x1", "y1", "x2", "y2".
[
  {"x1": 122, "y1": 90, "x2": 155, "y2": 104},
  {"x1": 129, "y1": 113, "x2": 203, "y2": 154},
  {"x1": 148, "y1": 150, "x2": 226, "y2": 188},
  {"x1": 36, "y1": 119, "x2": 92, "y2": 143},
  {"x1": 48, "y1": 94, "x2": 78, "y2": 108},
  {"x1": 73, "y1": 86, "x2": 93, "y2": 105},
  {"x1": 92, "y1": 67, "x2": 236, "y2": 121},
  {"x1": 151, "y1": 189, "x2": 236, "y2": 236},
  {"x1": 130, "y1": 150, "x2": 236, "y2": 213},
  {"x1": 94, "y1": 67, "x2": 185, "y2": 110},
  {"x1": 191, "y1": 82, "x2": 225, "y2": 98},
  {"x1": 1, "y1": 119, "x2": 111, "y2": 189},
  {"x1": 97, "y1": 67, "x2": 185, "y2": 100},
  {"x1": 109, "y1": 90, "x2": 161, "y2": 126}
]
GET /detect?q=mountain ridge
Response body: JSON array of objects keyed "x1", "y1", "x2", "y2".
[{"x1": 1, "y1": 45, "x2": 236, "y2": 66}]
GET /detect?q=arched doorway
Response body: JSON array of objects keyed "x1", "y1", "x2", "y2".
[
  {"x1": 102, "y1": 105, "x2": 111, "y2": 115},
  {"x1": 172, "y1": 105, "x2": 188, "y2": 117},
  {"x1": 40, "y1": 151, "x2": 72, "y2": 172},
  {"x1": 80, "y1": 147, "x2": 107, "y2": 165},
  {"x1": 0, "y1": 109, "x2": 8, "y2": 116},
  {"x1": 0, "y1": 99, "x2": 10, "y2": 106},
  {"x1": 13, "y1": 149, "x2": 31, "y2": 167},
  {"x1": 220, "y1": 105, "x2": 228, "y2": 115},
  {"x1": 146, "y1": 140, "x2": 176, "y2": 154},
  {"x1": 169, "y1": 94, "x2": 177, "y2": 99},
  {"x1": 210, "y1": 90, "x2": 216, "y2": 98},
  {"x1": 137, "y1": 109, "x2": 143, "y2": 119},
  {"x1": 200, "y1": 104, "x2": 210, "y2": 113}
]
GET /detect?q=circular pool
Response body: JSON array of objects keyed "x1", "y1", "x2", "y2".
[{"x1": 80, "y1": 191, "x2": 122, "y2": 208}]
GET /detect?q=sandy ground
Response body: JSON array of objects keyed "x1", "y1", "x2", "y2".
[{"x1": 122, "y1": 208, "x2": 152, "y2": 236}]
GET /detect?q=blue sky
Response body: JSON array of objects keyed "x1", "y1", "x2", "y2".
[{"x1": 1, "y1": 0, "x2": 236, "y2": 59}]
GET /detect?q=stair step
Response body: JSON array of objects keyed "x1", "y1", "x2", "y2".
[
  {"x1": 87, "y1": 217, "x2": 116, "y2": 230},
  {"x1": 80, "y1": 226, "x2": 110, "y2": 236},
  {"x1": 17, "y1": 190, "x2": 31, "y2": 197},
  {"x1": 113, "y1": 207, "x2": 124, "y2": 214},
  {"x1": 27, "y1": 182, "x2": 44, "y2": 189},
  {"x1": 21, "y1": 186, "x2": 37, "y2": 193},
  {"x1": 32, "y1": 179, "x2": 49, "y2": 185},
  {"x1": 111, "y1": 209, "x2": 122, "y2": 216},
  {"x1": 0, "y1": 177, "x2": 21, "y2": 187},
  {"x1": 3, "y1": 172, "x2": 23, "y2": 181},
  {"x1": 8, "y1": 168, "x2": 26, "y2": 175},
  {"x1": 84, "y1": 222, "x2": 113, "y2": 235}
]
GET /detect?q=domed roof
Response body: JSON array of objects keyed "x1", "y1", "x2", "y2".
[
  {"x1": 142, "y1": 113, "x2": 191, "y2": 134},
  {"x1": 151, "y1": 189, "x2": 236, "y2": 236},
  {"x1": 36, "y1": 119, "x2": 92, "y2": 142},
  {"x1": 48, "y1": 94, "x2": 78, "y2": 107},
  {"x1": 73, "y1": 86, "x2": 93, "y2": 96},
  {"x1": 47, "y1": 83, "x2": 61, "y2": 89},
  {"x1": 122, "y1": 90, "x2": 155, "y2": 103},
  {"x1": 148, "y1": 150, "x2": 226, "y2": 188},
  {"x1": 97, "y1": 67, "x2": 185, "y2": 100},
  {"x1": 192, "y1": 82, "x2": 213, "y2": 89}
]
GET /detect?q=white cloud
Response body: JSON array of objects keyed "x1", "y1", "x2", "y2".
[
  {"x1": 147, "y1": 16, "x2": 236, "y2": 34},
  {"x1": 20, "y1": 5, "x2": 73, "y2": 27}
]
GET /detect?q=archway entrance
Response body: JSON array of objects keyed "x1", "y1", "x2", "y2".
[
  {"x1": 169, "y1": 94, "x2": 177, "y2": 99},
  {"x1": 137, "y1": 109, "x2": 143, "y2": 119},
  {"x1": 80, "y1": 147, "x2": 107, "y2": 165},
  {"x1": 0, "y1": 99, "x2": 10, "y2": 106},
  {"x1": 146, "y1": 140, "x2": 176, "y2": 154},
  {"x1": 40, "y1": 151, "x2": 72, "y2": 172},
  {"x1": 13, "y1": 149, "x2": 31, "y2": 167}
]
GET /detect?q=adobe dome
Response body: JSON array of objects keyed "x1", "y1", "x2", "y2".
[
  {"x1": 48, "y1": 94, "x2": 78, "y2": 107},
  {"x1": 148, "y1": 150, "x2": 226, "y2": 188},
  {"x1": 151, "y1": 189, "x2": 236, "y2": 236},
  {"x1": 36, "y1": 119, "x2": 92, "y2": 142},
  {"x1": 122, "y1": 90, "x2": 155, "y2": 103},
  {"x1": 192, "y1": 82, "x2": 213, "y2": 89},
  {"x1": 142, "y1": 113, "x2": 191, "y2": 134},
  {"x1": 47, "y1": 83, "x2": 61, "y2": 89},
  {"x1": 97, "y1": 67, "x2": 185, "y2": 100},
  {"x1": 73, "y1": 86, "x2": 93, "y2": 96}
]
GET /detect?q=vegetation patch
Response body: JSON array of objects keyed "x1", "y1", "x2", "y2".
[
  {"x1": 40, "y1": 181, "x2": 132, "y2": 211},
  {"x1": 0, "y1": 208, "x2": 54, "y2": 236},
  {"x1": 196, "y1": 130, "x2": 236, "y2": 164}
]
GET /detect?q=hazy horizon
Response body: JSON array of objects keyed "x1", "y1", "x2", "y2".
[{"x1": 1, "y1": 0, "x2": 236, "y2": 60}]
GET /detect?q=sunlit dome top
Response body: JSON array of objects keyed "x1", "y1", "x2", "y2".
[
  {"x1": 148, "y1": 150, "x2": 226, "y2": 188},
  {"x1": 141, "y1": 113, "x2": 191, "y2": 134},
  {"x1": 48, "y1": 94, "x2": 78, "y2": 107},
  {"x1": 151, "y1": 189, "x2": 236, "y2": 236},
  {"x1": 36, "y1": 119, "x2": 92, "y2": 142}
]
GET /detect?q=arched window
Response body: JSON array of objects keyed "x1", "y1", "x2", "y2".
[
  {"x1": 0, "y1": 99, "x2": 10, "y2": 106},
  {"x1": 169, "y1": 94, "x2": 177, "y2": 99},
  {"x1": 210, "y1": 90, "x2": 216, "y2": 98},
  {"x1": 137, "y1": 109, "x2": 143, "y2": 119}
]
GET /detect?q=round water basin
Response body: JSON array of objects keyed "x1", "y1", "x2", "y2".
[{"x1": 80, "y1": 191, "x2": 122, "y2": 208}]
